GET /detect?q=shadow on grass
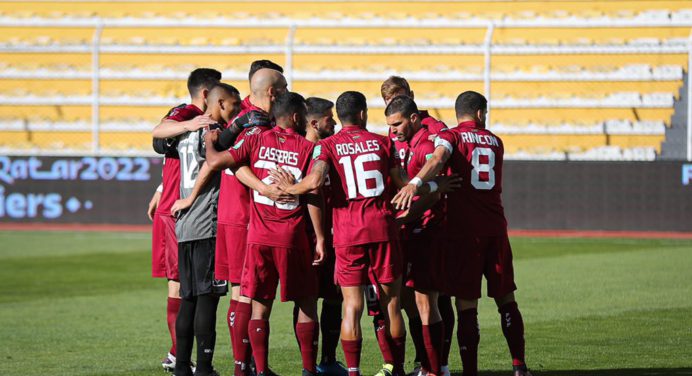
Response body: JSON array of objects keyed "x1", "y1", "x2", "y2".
[{"x1": 447, "y1": 369, "x2": 692, "y2": 376}]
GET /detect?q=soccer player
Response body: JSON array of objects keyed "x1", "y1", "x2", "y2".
[
  {"x1": 386, "y1": 96, "x2": 449, "y2": 376},
  {"x1": 216, "y1": 67, "x2": 287, "y2": 376},
  {"x1": 203, "y1": 92, "x2": 325, "y2": 376},
  {"x1": 274, "y1": 91, "x2": 413, "y2": 376},
  {"x1": 381, "y1": 76, "x2": 454, "y2": 376},
  {"x1": 392, "y1": 91, "x2": 532, "y2": 376},
  {"x1": 303, "y1": 97, "x2": 347, "y2": 376},
  {"x1": 149, "y1": 68, "x2": 221, "y2": 372},
  {"x1": 172, "y1": 83, "x2": 241, "y2": 376}
]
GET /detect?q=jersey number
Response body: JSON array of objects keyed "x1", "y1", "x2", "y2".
[
  {"x1": 179, "y1": 141, "x2": 198, "y2": 189},
  {"x1": 471, "y1": 148, "x2": 495, "y2": 190},
  {"x1": 338, "y1": 153, "x2": 385, "y2": 199},
  {"x1": 253, "y1": 160, "x2": 302, "y2": 210}
]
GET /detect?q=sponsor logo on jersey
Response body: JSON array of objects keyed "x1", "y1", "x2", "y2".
[
  {"x1": 233, "y1": 139, "x2": 245, "y2": 150},
  {"x1": 312, "y1": 145, "x2": 322, "y2": 160}
]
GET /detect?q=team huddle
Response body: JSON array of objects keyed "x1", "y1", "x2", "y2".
[{"x1": 147, "y1": 60, "x2": 531, "y2": 376}]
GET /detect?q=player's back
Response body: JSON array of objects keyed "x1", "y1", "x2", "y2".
[
  {"x1": 233, "y1": 126, "x2": 315, "y2": 248},
  {"x1": 176, "y1": 127, "x2": 221, "y2": 242},
  {"x1": 316, "y1": 126, "x2": 396, "y2": 247},
  {"x1": 435, "y1": 121, "x2": 506, "y2": 237}
]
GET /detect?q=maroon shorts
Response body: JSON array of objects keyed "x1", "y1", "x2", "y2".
[
  {"x1": 404, "y1": 230, "x2": 445, "y2": 291},
  {"x1": 215, "y1": 223, "x2": 248, "y2": 284},
  {"x1": 240, "y1": 243, "x2": 318, "y2": 302},
  {"x1": 152, "y1": 213, "x2": 178, "y2": 280},
  {"x1": 443, "y1": 234, "x2": 517, "y2": 299},
  {"x1": 317, "y1": 246, "x2": 341, "y2": 300},
  {"x1": 334, "y1": 240, "x2": 402, "y2": 288}
]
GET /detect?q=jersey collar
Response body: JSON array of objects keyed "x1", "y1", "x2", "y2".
[
  {"x1": 272, "y1": 126, "x2": 298, "y2": 135},
  {"x1": 458, "y1": 120, "x2": 480, "y2": 129},
  {"x1": 409, "y1": 126, "x2": 428, "y2": 149}
]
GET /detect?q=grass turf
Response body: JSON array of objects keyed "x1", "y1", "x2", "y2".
[{"x1": 0, "y1": 231, "x2": 691, "y2": 376}]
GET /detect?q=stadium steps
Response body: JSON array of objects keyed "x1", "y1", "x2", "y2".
[{"x1": 659, "y1": 72, "x2": 689, "y2": 160}]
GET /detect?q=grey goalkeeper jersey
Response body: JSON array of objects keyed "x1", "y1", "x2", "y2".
[{"x1": 175, "y1": 126, "x2": 221, "y2": 242}]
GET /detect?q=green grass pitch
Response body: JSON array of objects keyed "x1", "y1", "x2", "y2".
[{"x1": 1, "y1": 230, "x2": 691, "y2": 376}]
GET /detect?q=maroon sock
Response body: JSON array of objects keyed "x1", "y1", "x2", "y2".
[
  {"x1": 228, "y1": 299, "x2": 238, "y2": 346},
  {"x1": 233, "y1": 301, "x2": 252, "y2": 375},
  {"x1": 167, "y1": 297, "x2": 181, "y2": 356},
  {"x1": 438, "y1": 295, "x2": 455, "y2": 366},
  {"x1": 422, "y1": 321, "x2": 444, "y2": 375},
  {"x1": 248, "y1": 319, "x2": 269, "y2": 374},
  {"x1": 408, "y1": 315, "x2": 428, "y2": 369},
  {"x1": 296, "y1": 322, "x2": 319, "y2": 373},
  {"x1": 390, "y1": 335, "x2": 406, "y2": 375},
  {"x1": 341, "y1": 339, "x2": 362, "y2": 376},
  {"x1": 499, "y1": 302, "x2": 526, "y2": 367},
  {"x1": 374, "y1": 317, "x2": 394, "y2": 364},
  {"x1": 320, "y1": 302, "x2": 342, "y2": 363},
  {"x1": 458, "y1": 309, "x2": 479, "y2": 376}
]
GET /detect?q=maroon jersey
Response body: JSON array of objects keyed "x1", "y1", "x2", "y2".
[
  {"x1": 156, "y1": 103, "x2": 203, "y2": 217},
  {"x1": 400, "y1": 126, "x2": 444, "y2": 236},
  {"x1": 434, "y1": 120, "x2": 507, "y2": 237},
  {"x1": 217, "y1": 102, "x2": 270, "y2": 226},
  {"x1": 314, "y1": 125, "x2": 397, "y2": 247},
  {"x1": 392, "y1": 110, "x2": 447, "y2": 168},
  {"x1": 229, "y1": 126, "x2": 315, "y2": 248}
]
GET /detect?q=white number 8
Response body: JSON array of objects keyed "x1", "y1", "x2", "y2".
[{"x1": 471, "y1": 148, "x2": 495, "y2": 190}]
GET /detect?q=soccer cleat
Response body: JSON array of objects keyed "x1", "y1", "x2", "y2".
[
  {"x1": 440, "y1": 365, "x2": 450, "y2": 376},
  {"x1": 317, "y1": 360, "x2": 348, "y2": 376},
  {"x1": 162, "y1": 353, "x2": 176, "y2": 372},
  {"x1": 373, "y1": 364, "x2": 394, "y2": 376},
  {"x1": 406, "y1": 362, "x2": 422, "y2": 376},
  {"x1": 194, "y1": 370, "x2": 220, "y2": 376},
  {"x1": 513, "y1": 365, "x2": 532, "y2": 376},
  {"x1": 302, "y1": 369, "x2": 317, "y2": 376}
]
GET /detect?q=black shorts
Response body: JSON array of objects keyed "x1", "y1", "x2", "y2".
[{"x1": 178, "y1": 238, "x2": 228, "y2": 299}]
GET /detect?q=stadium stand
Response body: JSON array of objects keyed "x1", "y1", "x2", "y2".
[{"x1": 0, "y1": 1, "x2": 690, "y2": 160}]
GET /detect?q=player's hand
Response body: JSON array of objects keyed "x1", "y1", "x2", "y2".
[
  {"x1": 392, "y1": 184, "x2": 418, "y2": 210},
  {"x1": 185, "y1": 114, "x2": 215, "y2": 131},
  {"x1": 268, "y1": 166, "x2": 296, "y2": 189},
  {"x1": 170, "y1": 197, "x2": 193, "y2": 217},
  {"x1": 261, "y1": 184, "x2": 297, "y2": 204},
  {"x1": 204, "y1": 128, "x2": 221, "y2": 145},
  {"x1": 245, "y1": 111, "x2": 271, "y2": 128},
  {"x1": 394, "y1": 209, "x2": 409, "y2": 226},
  {"x1": 437, "y1": 174, "x2": 463, "y2": 193},
  {"x1": 147, "y1": 190, "x2": 161, "y2": 221},
  {"x1": 312, "y1": 238, "x2": 325, "y2": 266}
]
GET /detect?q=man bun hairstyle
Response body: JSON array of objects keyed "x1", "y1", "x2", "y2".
[
  {"x1": 380, "y1": 76, "x2": 412, "y2": 101},
  {"x1": 187, "y1": 68, "x2": 222, "y2": 97},
  {"x1": 306, "y1": 97, "x2": 334, "y2": 118},
  {"x1": 335, "y1": 91, "x2": 367, "y2": 125},
  {"x1": 455, "y1": 91, "x2": 487, "y2": 119},
  {"x1": 248, "y1": 60, "x2": 284, "y2": 80},
  {"x1": 384, "y1": 95, "x2": 419, "y2": 118},
  {"x1": 271, "y1": 92, "x2": 306, "y2": 119}
]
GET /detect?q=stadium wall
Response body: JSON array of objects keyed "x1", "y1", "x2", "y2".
[{"x1": 0, "y1": 155, "x2": 690, "y2": 232}]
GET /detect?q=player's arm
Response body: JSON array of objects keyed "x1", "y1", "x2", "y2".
[
  {"x1": 391, "y1": 145, "x2": 452, "y2": 210},
  {"x1": 234, "y1": 165, "x2": 296, "y2": 204},
  {"x1": 147, "y1": 184, "x2": 162, "y2": 221},
  {"x1": 170, "y1": 161, "x2": 215, "y2": 216},
  {"x1": 395, "y1": 191, "x2": 441, "y2": 225},
  {"x1": 204, "y1": 129, "x2": 239, "y2": 172},
  {"x1": 271, "y1": 159, "x2": 329, "y2": 196},
  {"x1": 306, "y1": 189, "x2": 326, "y2": 266},
  {"x1": 152, "y1": 115, "x2": 215, "y2": 139}
]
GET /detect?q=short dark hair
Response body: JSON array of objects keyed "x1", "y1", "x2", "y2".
[
  {"x1": 248, "y1": 60, "x2": 284, "y2": 80},
  {"x1": 306, "y1": 97, "x2": 334, "y2": 118},
  {"x1": 272, "y1": 92, "x2": 306, "y2": 119},
  {"x1": 187, "y1": 68, "x2": 222, "y2": 97},
  {"x1": 335, "y1": 91, "x2": 367, "y2": 125},
  {"x1": 211, "y1": 82, "x2": 240, "y2": 97},
  {"x1": 384, "y1": 95, "x2": 418, "y2": 118},
  {"x1": 455, "y1": 91, "x2": 487, "y2": 118},
  {"x1": 381, "y1": 76, "x2": 411, "y2": 100}
]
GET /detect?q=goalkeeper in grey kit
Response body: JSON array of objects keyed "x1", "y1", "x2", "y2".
[{"x1": 171, "y1": 82, "x2": 242, "y2": 376}]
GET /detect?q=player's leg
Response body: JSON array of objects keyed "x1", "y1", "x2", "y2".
[
  {"x1": 379, "y1": 278, "x2": 406, "y2": 376},
  {"x1": 156, "y1": 213, "x2": 182, "y2": 371},
  {"x1": 402, "y1": 286, "x2": 427, "y2": 375},
  {"x1": 295, "y1": 296, "x2": 319, "y2": 375},
  {"x1": 415, "y1": 289, "x2": 442, "y2": 376},
  {"x1": 368, "y1": 285, "x2": 395, "y2": 372},
  {"x1": 437, "y1": 294, "x2": 455, "y2": 376},
  {"x1": 341, "y1": 285, "x2": 365, "y2": 376},
  {"x1": 243, "y1": 244, "x2": 280, "y2": 376},
  {"x1": 174, "y1": 241, "x2": 196, "y2": 376},
  {"x1": 456, "y1": 298, "x2": 480, "y2": 376},
  {"x1": 319, "y1": 297, "x2": 347, "y2": 375},
  {"x1": 485, "y1": 236, "x2": 528, "y2": 376}
]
